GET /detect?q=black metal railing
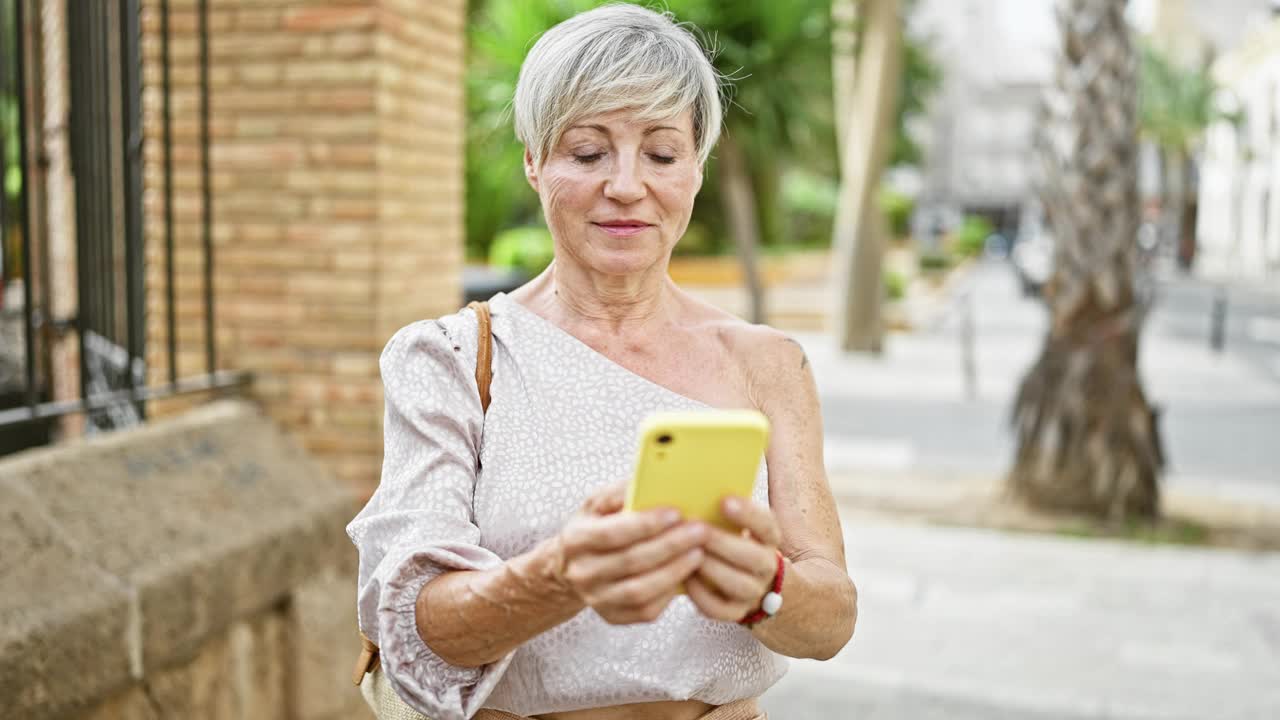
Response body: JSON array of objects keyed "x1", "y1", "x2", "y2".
[{"x1": 0, "y1": 0, "x2": 247, "y2": 443}]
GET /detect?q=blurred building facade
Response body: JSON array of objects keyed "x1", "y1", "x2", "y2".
[
  {"x1": 908, "y1": 0, "x2": 1265, "y2": 250},
  {"x1": 1196, "y1": 15, "x2": 1280, "y2": 281},
  {"x1": 1134, "y1": 0, "x2": 1267, "y2": 63},
  {"x1": 908, "y1": 0, "x2": 1058, "y2": 240}
]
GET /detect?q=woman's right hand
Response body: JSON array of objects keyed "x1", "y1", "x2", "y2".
[{"x1": 553, "y1": 482, "x2": 708, "y2": 624}]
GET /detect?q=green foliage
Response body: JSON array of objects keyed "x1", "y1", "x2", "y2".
[
  {"x1": 892, "y1": 32, "x2": 942, "y2": 167},
  {"x1": 674, "y1": 0, "x2": 836, "y2": 254},
  {"x1": 918, "y1": 251, "x2": 952, "y2": 271},
  {"x1": 2, "y1": 97, "x2": 18, "y2": 200},
  {"x1": 465, "y1": 0, "x2": 601, "y2": 260},
  {"x1": 780, "y1": 168, "x2": 837, "y2": 248},
  {"x1": 1, "y1": 0, "x2": 24, "y2": 281},
  {"x1": 1054, "y1": 516, "x2": 1210, "y2": 547},
  {"x1": 1138, "y1": 40, "x2": 1215, "y2": 154},
  {"x1": 882, "y1": 268, "x2": 907, "y2": 301},
  {"x1": 952, "y1": 215, "x2": 992, "y2": 258},
  {"x1": 879, "y1": 188, "x2": 914, "y2": 239},
  {"x1": 0, "y1": 96, "x2": 18, "y2": 280},
  {"x1": 673, "y1": 221, "x2": 723, "y2": 256},
  {"x1": 488, "y1": 225, "x2": 555, "y2": 277},
  {"x1": 782, "y1": 169, "x2": 838, "y2": 216}
]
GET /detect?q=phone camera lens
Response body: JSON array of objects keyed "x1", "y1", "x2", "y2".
[{"x1": 656, "y1": 434, "x2": 673, "y2": 445}]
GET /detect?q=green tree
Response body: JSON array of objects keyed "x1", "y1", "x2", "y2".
[
  {"x1": 465, "y1": 0, "x2": 597, "y2": 261},
  {"x1": 892, "y1": 29, "x2": 941, "y2": 167},
  {"x1": 1138, "y1": 40, "x2": 1215, "y2": 269},
  {"x1": 678, "y1": 0, "x2": 835, "y2": 322}
]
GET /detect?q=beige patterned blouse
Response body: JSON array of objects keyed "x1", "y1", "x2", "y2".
[{"x1": 346, "y1": 293, "x2": 786, "y2": 720}]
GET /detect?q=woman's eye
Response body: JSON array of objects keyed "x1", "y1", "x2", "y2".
[
  {"x1": 650, "y1": 154, "x2": 677, "y2": 164},
  {"x1": 572, "y1": 153, "x2": 605, "y2": 164}
]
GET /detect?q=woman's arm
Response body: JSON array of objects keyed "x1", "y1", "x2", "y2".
[
  {"x1": 416, "y1": 536, "x2": 579, "y2": 668},
  {"x1": 686, "y1": 332, "x2": 857, "y2": 660},
  {"x1": 419, "y1": 485, "x2": 709, "y2": 667}
]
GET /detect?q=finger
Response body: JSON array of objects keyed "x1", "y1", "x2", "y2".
[
  {"x1": 570, "y1": 522, "x2": 708, "y2": 582},
  {"x1": 686, "y1": 576, "x2": 749, "y2": 623},
  {"x1": 702, "y1": 526, "x2": 776, "y2": 582},
  {"x1": 721, "y1": 496, "x2": 783, "y2": 547},
  {"x1": 696, "y1": 554, "x2": 765, "y2": 603},
  {"x1": 582, "y1": 481, "x2": 628, "y2": 515},
  {"x1": 635, "y1": 589, "x2": 681, "y2": 624},
  {"x1": 600, "y1": 588, "x2": 681, "y2": 626},
  {"x1": 594, "y1": 548, "x2": 704, "y2": 609},
  {"x1": 563, "y1": 508, "x2": 681, "y2": 555}
]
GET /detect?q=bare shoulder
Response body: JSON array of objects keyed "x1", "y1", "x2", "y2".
[
  {"x1": 673, "y1": 291, "x2": 815, "y2": 412},
  {"x1": 727, "y1": 323, "x2": 810, "y2": 384},
  {"x1": 737, "y1": 324, "x2": 818, "y2": 418}
]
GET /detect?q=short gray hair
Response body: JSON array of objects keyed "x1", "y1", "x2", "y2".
[{"x1": 513, "y1": 3, "x2": 725, "y2": 167}]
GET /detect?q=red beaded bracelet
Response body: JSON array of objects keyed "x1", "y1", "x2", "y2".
[{"x1": 738, "y1": 550, "x2": 785, "y2": 627}]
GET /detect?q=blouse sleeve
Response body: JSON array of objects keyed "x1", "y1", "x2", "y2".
[{"x1": 346, "y1": 316, "x2": 513, "y2": 720}]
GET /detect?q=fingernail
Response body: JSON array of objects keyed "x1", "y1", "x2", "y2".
[
  {"x1": 724, "y1": 497, "x2": 741, "y2": 513},
  {"x1": 687, "y1": 548, "x2": 704, "y2": 562},
  {"x1": 662, "y1": 509, "x2": 681, "y2": 525}
]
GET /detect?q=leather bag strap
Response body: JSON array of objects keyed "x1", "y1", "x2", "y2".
[{"x1": 467, "y1": 301, "x2": 494, "y2": 413}]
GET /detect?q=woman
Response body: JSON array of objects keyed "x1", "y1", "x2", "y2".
[{"x1": 347, "y1": 5, "x2": 857, "y2": 719}]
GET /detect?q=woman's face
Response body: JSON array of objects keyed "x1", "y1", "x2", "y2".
[{"x1": 526, "y1": 109, "x2": 703, "y2": 277}]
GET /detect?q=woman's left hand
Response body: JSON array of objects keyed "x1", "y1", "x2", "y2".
[{"x1": 687, "y1": 496, "x2": 783, "y2": 623}]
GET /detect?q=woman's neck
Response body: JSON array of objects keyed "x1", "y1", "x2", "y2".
[{"x1": 524, "y1": 260, "x2": 677, "y2": 335}]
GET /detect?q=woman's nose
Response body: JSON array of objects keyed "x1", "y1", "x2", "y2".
[{"x1": 603, "y1": 159, "x2": 646, "y2": 203}]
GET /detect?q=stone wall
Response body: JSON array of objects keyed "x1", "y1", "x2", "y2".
[
  {"x1": 0, "y1": 400, "x2": 372, "y2": 720},
  {"x1": 131, "y1": 0, "x2": 466, "y2": 493}
]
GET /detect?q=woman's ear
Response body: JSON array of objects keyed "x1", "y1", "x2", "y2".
[{"x1": 524, "y1": 147, "x2": 539, "y2": 193}]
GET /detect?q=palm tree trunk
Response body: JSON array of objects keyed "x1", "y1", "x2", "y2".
[
  {"x1": 717, "y1": 131, "x2": 766, "y2": 324},
  {"x1": 1156, "y1": 145, "x2": 1174, "y2": 251},
  {"x1": 1176, "y1": 148, "x2": 1197, "y2": 270},
  {"x1": 832, "y1": 0, "x2": 900, "y2": 352},
  {"x1": 1160, "y1": 145, "x2": 1187, "y2": 268},
  {"x1": 1008, "y1": 0, "x2": 1163, "y2": 520}
]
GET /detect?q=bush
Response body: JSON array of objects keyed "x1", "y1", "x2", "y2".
[
  {"x1": 781, "y1": 169, "x2": 838, "y2": 249},
  {"x1": 674, "y1": 222, "x2": 719, "y2": 256},
  {"x1": 883, "y1": 268, "x2": 908, "y2": 301},
  {"x1": 952, "y1": 215, "x2": 994, "y2": 258},
  {"x1": 488, "y1": 226, "x2": 554, "y2": 277},
  {"x1": 918, "y1": 252, "x2": 952, "y2": 271},
  {"x1": 879, "y1": 189, "x2": 914, "y2": 239}
]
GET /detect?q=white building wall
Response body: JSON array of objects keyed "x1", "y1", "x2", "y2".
[
  {"x1": 910, "y1": 0, "x2": 1057, "y2": 221},
  {"x1": 1197, "y1": 23, "x2": 1280, "y2": 281}
]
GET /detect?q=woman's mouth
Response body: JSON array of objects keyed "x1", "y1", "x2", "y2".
[{"x1": 593, "y1": 221, "x2": 653, "y2": 238}]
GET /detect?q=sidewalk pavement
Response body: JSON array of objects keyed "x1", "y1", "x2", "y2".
[{"x1": 760, "y1": 513, "x2": 1280, "y2": 720}]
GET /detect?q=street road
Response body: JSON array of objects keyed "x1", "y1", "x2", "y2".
[{"x1": 805, "y1": 261, "x2": 1280, "y2": 503}]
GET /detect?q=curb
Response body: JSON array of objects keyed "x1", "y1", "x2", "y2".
[
  {"x1": 764, "y1": 657, "x2": 1129, "y2": 720},
  {"x1": 825, "y1": 469, "x2": 1280, "y2": 551}
]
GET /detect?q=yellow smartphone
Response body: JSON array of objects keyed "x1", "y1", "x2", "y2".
[{"x1": 624, "y1": 409, "x2": 771, "y2": 531}]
